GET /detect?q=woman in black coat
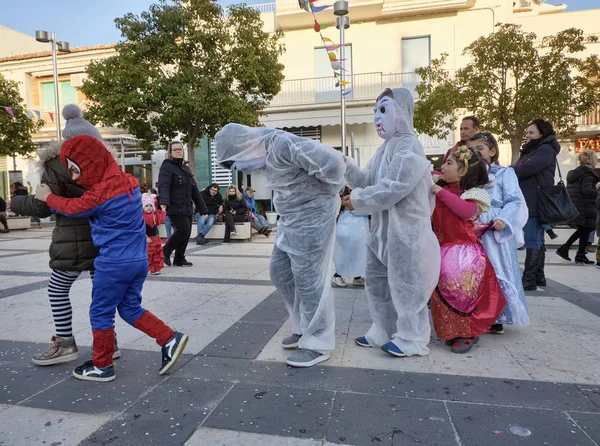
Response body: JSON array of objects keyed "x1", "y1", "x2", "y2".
[
  {"x1": 512, "y1": 119, "x2": 559, "y2": 291},
  {"x1": 223, "y1": 184, "x2": 247, "y2": 244},
  {"x1": 158, "y1": 141, "x2": 208, "y2": 266},
  {"x1": 557, "y1": 150, "x2": 599, "y2": 265}
]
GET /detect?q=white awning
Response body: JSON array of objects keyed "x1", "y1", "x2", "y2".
[{"x1": 260, "y1": 106, "x2": 374, "y2": 128}]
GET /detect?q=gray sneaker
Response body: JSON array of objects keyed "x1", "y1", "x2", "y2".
[
  {"x1": 281, "y1": 333, "x2": 302, "y2": 349},
  {"x1": 286, "y1": 348, "x2": 330, "y2": 368},
  {"x1": 32, "y1": 335, "x2": 79, "y2": 366}
]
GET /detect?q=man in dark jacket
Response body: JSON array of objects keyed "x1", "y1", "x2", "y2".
[
  {"x1": 557, "y1": 150, "x2": 599, "y2": 265},
  {"x1": 512, "y1": 119, "x2": 560, "y2": 290},
  {"x1": 195, "y1": 183, "x2": 223, "y2": 245},
  {"x1": 158, "y1": 141, "x2": 209, "y2": 266}
]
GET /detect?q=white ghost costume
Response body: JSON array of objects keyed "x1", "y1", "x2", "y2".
[
  {"x1": 214, "y1": 124, "x2": 345, "y2": 354},
  {"x1": 345, "y1": 88, "x2": 440, "y2": 356}
]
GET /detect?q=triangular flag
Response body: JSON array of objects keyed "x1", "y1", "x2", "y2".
[
  {"x1": 4, "y1": 107, "x2": 14, "y2": 117},
  {"x1": 311, "y1": 4, "x2": 331, "y2": 12},
  {"x1": 343, "y1": 90, "x2": 353, "y2": 96},
  {"x1": 320, "y1": 24, "x2": 333, "y2": 30},
  {"x1": 325, "y1": 45, "x2": 337, "y2": 52},
  {"x1": 338, "y1": 80, "x2": 351, "y2": 86},
  {"x1": 26, "y1": 110, "x2": 33, "y2": 119},
  {"x1": 322, "y1": 37, "x2": 334, "y2": 44},
  {"x1": 34, "y1": 110, "x2": 41, "y2": 120},
  {"x1": 48, "y1": 112, "x2": 54, "y2": 122}
]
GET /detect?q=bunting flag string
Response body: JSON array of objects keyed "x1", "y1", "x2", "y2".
[
  {"x1": 299, "y1": 0, "x2": 351, "y2": 93},
  {"x1": 0, "y1": 104, "x2": 49, "y2": 121}
]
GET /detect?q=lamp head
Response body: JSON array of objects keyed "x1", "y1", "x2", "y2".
[
  {"x1": 35, "y1": 30, "x2": 50, "y2": 43},
  {"x1": 57, "y1": 41, "x2": 71, "y2": 53}
]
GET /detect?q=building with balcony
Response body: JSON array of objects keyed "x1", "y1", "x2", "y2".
[{"x1": 257, "y1": 0, "x2": 600, "y2": 175}]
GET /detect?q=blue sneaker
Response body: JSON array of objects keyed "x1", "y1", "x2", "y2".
[
  {"x1": 159, "y1": 331, "x2": 189, "y2": 375},
  {"x1": 72, "y1": 360, "x2": 115, "y2": 382},
  {"x1": 355, "y1": 336, "x2": 373, "y2": 348},
  {"x1": 381, "y1": 342, "x2": 407, "y2": 357}
]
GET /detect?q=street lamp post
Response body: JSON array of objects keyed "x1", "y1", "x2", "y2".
[
  {"x1": 334, "y1": 1, "x2": 350, "y2": 156},
  {"x1": 35, "y1": 30, "x2": 71, "y2": 142}
]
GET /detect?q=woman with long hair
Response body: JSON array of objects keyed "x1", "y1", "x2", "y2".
[
  {"x1": 223, "y1": 184, "x2": 248, "y2": 244},
  {"x1": 511, "y1": 119, "x2": 560, "y2": 291}
]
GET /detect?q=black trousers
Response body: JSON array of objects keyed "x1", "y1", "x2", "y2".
[
  {"x1": 563, "y1": 226, "x2": 594, "y2": 255},
  {"x1": 163, "y1": 214, "x2": 192, "y2": 262},
  {"x1": 224, "y1": 211, "x2": 245, "y2": 241}
]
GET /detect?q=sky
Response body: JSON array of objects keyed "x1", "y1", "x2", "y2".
[{"x1": 0, "y1": 0, "x2": 598, "y2": 48}]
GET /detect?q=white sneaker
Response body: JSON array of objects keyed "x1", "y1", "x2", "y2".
[{"x1": 331, "y1": 276, "x2": 347, "y2": 287}]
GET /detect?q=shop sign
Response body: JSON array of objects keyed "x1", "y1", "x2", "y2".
[{"x1": 576, "y1": 137, "x2": 600, "y2": 152}]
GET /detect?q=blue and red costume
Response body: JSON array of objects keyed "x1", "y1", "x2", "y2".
[{"x1": 46, "y1": 135, "x2": 175, "y2": 368}]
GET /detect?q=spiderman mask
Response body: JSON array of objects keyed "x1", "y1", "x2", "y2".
[{"x1": 60, "y1": 136, "x2": 121, "y2": 190}]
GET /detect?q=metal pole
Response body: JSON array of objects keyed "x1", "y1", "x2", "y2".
[
  {"x1": 120, "y1": 140, "x2": 125, "y2": 171},
  {"x1": 51, "y1": 33, "x2": 61, "y2": 142},
  {"x1": 356, "y1": 147, "x2": 361, "y2": 167},
  {"x1": 339, "y1": 23, "x2": 346, "y2": 155},
  {"x1": 350, "y1": 132, "x2": 355, "y2": 159}
]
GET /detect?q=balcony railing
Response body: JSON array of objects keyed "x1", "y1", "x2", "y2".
[
  {"x1": 249, "y1": 2, "x2": 277, "y2": 13},
  {"x1": 269, "y1": 72, "x2": 420, "y2": 107},
  {"x1": 577, "y1": 105, "x2": 600, "y2": 126}
]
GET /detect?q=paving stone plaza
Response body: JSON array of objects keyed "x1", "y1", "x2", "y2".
[{"x1": 1, "y1": 227, "x2": 600, "y2": 445}]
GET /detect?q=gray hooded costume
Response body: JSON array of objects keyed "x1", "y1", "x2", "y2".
[
  {"x1": 214, "y1": 124, "x2": 345, "y2": 353},
  {"x1": 345, "y1": 88, "x2": 440, "y2": 356}
]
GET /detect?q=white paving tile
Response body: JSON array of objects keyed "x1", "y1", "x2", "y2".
[
  {"x1": 185, "y1": 427, "x2": 325, "y2": 446},
  {"x1": 0, "y1": 405, "x2": 113, "y2": 446}
]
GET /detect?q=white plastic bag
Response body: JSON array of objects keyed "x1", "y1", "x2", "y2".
[{"x1": 333, "y1": 210, "x2": 369, "y2": 278}]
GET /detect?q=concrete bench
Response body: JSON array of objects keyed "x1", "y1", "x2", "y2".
[
  {"x1": 157, "y1": 221, "x2": 252, "y2": 241},
  {"x1": 6, "y1": 216, "x2": 31, "y2": 230}
]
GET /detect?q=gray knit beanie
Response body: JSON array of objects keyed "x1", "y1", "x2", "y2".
[{"x1": 62, "y1": 104, "x2": 103, "y2": 141}]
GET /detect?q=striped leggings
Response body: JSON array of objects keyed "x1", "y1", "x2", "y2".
[{"x1": 48, "y1": 269, "x2": 94, "y2": 337}]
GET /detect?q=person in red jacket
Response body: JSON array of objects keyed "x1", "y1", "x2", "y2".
[{"x1": 143, "y1": 193, "x2": 167, "y2": 274}]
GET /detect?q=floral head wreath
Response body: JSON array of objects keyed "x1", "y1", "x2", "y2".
[{"x1": 453, "y1": 145, "x2": 473, "y2": 170}]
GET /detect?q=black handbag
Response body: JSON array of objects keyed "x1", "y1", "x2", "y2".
[{"x1": 537, "y1": 161, "x2": 579, "y2": 225}]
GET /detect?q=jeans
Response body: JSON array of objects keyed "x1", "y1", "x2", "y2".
[
  {"x1": 164, "y1": 215, "x2": 173, "y2": 239},
  {"x1": 196, "y1": 213, "x2": 216, "y2": 237},
  {"x1": 523, "y1": 218, "x2": 544, "y2": 249},
  {"x1": 250, "y1": 214, "x2": 269, "y2": 232}
]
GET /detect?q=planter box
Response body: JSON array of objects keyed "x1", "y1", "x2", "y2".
[
  {"x1": 7, "y1": 216, "x2": 31, "y2": 230},
  {"x1": 157, "y1": 221, "x2": 252, "y2": 241}
]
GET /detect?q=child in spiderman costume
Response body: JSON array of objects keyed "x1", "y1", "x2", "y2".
[
  {"x1": 142, "y1": 193, "x2": 166, "y2": 275},
  {"x1": 35, "y1": 135, "x2": 188, "y2": 382}
]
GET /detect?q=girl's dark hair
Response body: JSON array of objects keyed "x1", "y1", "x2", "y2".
[
  {"x1": 454, "y1": 148, "x2": 489, "y2": 191},
  {"x1": 470, "y1": 132, "x2": 499, "y2": 163},
  {"x1": 529, "y1": 119, "x2": 555, "y2": 139}
]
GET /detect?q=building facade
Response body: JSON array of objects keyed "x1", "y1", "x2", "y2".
[{"x1": 257, "y1": 0, "x2": 600, "y2": 175}]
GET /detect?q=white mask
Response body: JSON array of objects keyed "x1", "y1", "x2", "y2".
[{"x1": 374, "y1": 96, "x2": 397, "y2": 141}]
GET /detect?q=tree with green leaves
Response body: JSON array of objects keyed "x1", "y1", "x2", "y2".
[
  {"x1": 82, "y1": 0, "x2": 285, "y2": 173},
  {"x1": 0, "y1": 73, "x2": 43, "y2": 160},
  {"x1": 414, "y1": 24, "x2": 600, "y2": 162}
]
